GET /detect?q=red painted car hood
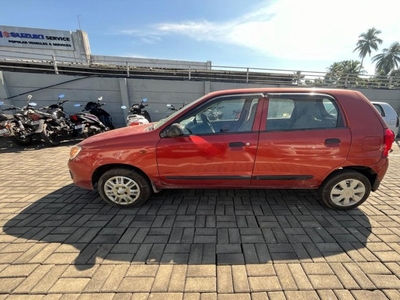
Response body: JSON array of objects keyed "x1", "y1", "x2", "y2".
[{"x1": 78, "y1": 123, "x2": 155, "y2": 146}]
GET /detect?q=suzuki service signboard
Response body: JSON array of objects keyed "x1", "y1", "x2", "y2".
[{"x1": 0, "y1": 25, "x2": 74, "y2": 50}]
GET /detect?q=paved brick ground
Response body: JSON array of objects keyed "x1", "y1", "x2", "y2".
[{"x1": 1, "y1": 137, "x2": 400, "y2": 299}]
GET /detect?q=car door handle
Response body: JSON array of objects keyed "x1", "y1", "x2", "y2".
[
  {"x1": 229, "y1": 142, "x2": 245, "y2": 147},
  {"x1": 325, "y1": 138, "x2": 341, "y2": 145}
]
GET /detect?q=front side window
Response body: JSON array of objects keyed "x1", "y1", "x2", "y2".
[
  {"x1": 171, "y1": 95, "x2": 260, "y2": 135},
  {"x1": 266, "y1": 94, "x2": 340, "y2": 131}
]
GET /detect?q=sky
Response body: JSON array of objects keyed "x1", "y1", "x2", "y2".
[{"x1": 0, "y1": 0, "x2": 399, "y2": 75}]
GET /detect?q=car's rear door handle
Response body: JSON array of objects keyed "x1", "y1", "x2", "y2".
[{"x1": 325, "y1": 138, "x2": 341, "y2": 145}]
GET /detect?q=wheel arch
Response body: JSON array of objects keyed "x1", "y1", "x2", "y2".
[
  {"x1": 92, "y1": 163, "x2": 155, "y2": 191},
  {"x1": 323, "y1": 166, "x2": 378, "y2": 191}
]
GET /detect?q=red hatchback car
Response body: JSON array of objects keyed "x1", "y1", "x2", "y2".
[{"x1": 68, "y1": 88, "x2": 395, "y2": 210}]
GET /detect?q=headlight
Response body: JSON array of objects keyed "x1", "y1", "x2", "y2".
[{"x1": 69, "y1": 145, "x2": 82, "y2": 160}]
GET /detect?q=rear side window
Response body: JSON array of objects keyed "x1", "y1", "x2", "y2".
[
  {"x1": 373, "y1": 104, "x2": 385, "y2": 117},
  {"x1": 266, "y1": 94, "x2": 341, "y2": 131}
]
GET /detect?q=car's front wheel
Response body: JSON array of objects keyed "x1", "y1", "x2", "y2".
[
  {"x1": 319, "y1": 170, "x2": 371, "y2": 210},
  {"x1": 98, "y1": 168, "x2": 152, "y2": 208}
]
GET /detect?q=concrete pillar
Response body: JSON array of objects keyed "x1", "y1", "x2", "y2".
[
  {"x1": 76, "y1": 30, "x2": 91, "y2": 64},
  {"x1": 204, "y1": 81, "x2": 211, "y2": 95},
  {"x1": 119, "y1": 78, "x2": 130, "y2": 121},
  {"x1": 0, "y1": 71, "x2": 11, "y2": 104}
]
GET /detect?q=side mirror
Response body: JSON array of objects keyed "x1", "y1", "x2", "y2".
[
  {"x1": 142, "y1": 98, "x2": 148, "y2": 102},
  {"x1": 121, "y1": 105, "x2": 127, "y2": 109},
  {"x1": 27, "y1": 95, "x2": 32, "y2": 100},
  {"x1": 98, "y1": 96, "x2": 103, "y2": 101},
  {"x1": 74, "y1": 103, "x2": 81, "y2": 107},
  {"x1": 59, "y1": 94, "x2": 65, "y2": 99},
  {"x1": 165, "y1": 123, "x2": 185, "y2": 137},
  {"x1": 167, "y1": 104, "x2": 176, "y2": 110},
  {"x1": 0, "y1": 101, "x2": 3, "y2": 106}
]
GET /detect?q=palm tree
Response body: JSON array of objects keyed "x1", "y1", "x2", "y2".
[
  {"x1": 353, "y1": 28, "x2": 382, "y2": 72},
  {"x1": 372, "y1": 42, "x2": 400, "y2": 75},
  {"x1": 325, "y1": 60, "x2": 365, "y2": 86}
]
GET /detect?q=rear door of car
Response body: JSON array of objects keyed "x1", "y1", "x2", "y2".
[{"x1": 251, "y1": 92, "x2": 352, "y2": 189}]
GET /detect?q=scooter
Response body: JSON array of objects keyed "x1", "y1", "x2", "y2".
[
  {"x1": 70, "y1": 104, "x2": 108, "y2": 137},
  {"x1": 124, "y1": 98, "x2": 151, "y2": 126},
  {"x1": 84, "y1": 96, "x2": 115, "y2": 129}
]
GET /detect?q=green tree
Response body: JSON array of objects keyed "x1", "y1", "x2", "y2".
[
  {"x1": 325, "y1": 60, "x2": 365, "y2": 86},
  {"x1": 353, "y1": 28, "x2": 382, "y2": 72},
  {"x1": 372, "y1": 42, "x2": 400, "y2": 75}
]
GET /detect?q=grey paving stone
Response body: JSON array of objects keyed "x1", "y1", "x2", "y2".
[{"x1": 2, "y1": 143, "x2": 400, "y2": 298}]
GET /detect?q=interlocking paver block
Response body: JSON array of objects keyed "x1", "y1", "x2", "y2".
[
  {"x1": 184, "y1": 277, "x2": 216, "y2": 292},
  {"x1": 30, "y1": 265, "x2": 68, "y2": 293},
  {"x1": 2, "y1": 142, "x2": 400, "y2": 298},
  {"x1": 48, "y1": 277, "x2": 91, "y2": 293},
  {"x1": 232, "y1": 265, "x2": 250, "y2": 293},
  {"x1": 217, "y1": 265, "x2": 233, "y2": 293},
  {"x1": 284, "y1": 291, "x2": 320, "y2": 300},
  {"x1": 287, "y1": 264, "x2": 313, "y2": 290},
  {"x1": 351, "y1": 290, "x2": 388, "y2": 300},
  {"x1": 151, "y1": 264, "x2": 174, "y2": 292},
  {"x1": 308, "y1": 275, "x2": 343, "y2": 289},
  {"x1": 168, "y1": 264, "x2": 187, "y2": 292}
]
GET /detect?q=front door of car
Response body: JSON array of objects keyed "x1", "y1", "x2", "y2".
[
  {"x1": 251, "y1": 93, "x2": 351, "y2": 189},
  {"x1": 156, "y1": 94, "x2": 264, "y2": 188}
]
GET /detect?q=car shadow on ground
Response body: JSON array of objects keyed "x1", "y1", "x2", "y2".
[{"x1": 3, "y1": 184, "x2": 371, "y2": 270}]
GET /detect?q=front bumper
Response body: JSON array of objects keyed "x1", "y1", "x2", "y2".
[{"x1": 67, "y1": 158, "x2": 94, "y2": 190}]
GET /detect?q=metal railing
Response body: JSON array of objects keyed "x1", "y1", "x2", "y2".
[{"x1": 0, "y1": 49, "x2": 399, "y2": 90}]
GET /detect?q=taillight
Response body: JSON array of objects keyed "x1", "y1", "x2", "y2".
[
  {"x1": 70, "y1": 115, "x2": 78, "y2": 122},
  {"x1": 383, "y1": 128, "x2": 395, "y2": 157}
]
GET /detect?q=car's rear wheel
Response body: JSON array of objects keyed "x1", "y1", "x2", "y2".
[
  {"x1": 98, "y1": 168, "x2": 151, "y2": 208},
  {"x1": 319, "y1": 170, "x2": 371, "y2": 210}
]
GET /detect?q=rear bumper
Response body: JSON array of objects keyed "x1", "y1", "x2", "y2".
[{"x1": 371, "y1": 158, "x2": 389, "y2": 191}]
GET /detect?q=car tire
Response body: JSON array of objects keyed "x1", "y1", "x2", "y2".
[
  {"x1": 98, "y1": 168, "x2": 152, "y2": 208},
  {"x1": 318, "y1": 170, "x2": 371, "y2": 210}
]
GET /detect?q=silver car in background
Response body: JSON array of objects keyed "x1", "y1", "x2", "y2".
[{"x1": 372, "y1": 101, "x2": 400, "y2": 137}]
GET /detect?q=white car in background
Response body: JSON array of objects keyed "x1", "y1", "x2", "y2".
[{"x1": 372, "y1": 102, "x2": 399, "y2": 137}]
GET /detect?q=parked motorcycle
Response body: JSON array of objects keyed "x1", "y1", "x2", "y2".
[
  {"x1": 70, "y1": 104, "x2": 108, "y2": 138},
  {"x1": 0, "y1": 102, "x2": 16, "y2": 139},
  {"x1": 0, "y1": 95, "x2": 44, "y2": 146},
  {"x1": 84, "y1": 96, "x2": 115, "y2": 129},
  {"x1": 124, "y1": 98, "x2": 151, "y2": 126},
  {"x1": 40, "y1": 94, "x2": 108, "y2": 146}
]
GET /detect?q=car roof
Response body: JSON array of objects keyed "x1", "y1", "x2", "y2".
[{"x1": 205, "y1": 87, "x2": 361, "y2": 98}]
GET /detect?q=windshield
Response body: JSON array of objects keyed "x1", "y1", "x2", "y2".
[
  {"x1": 153, "y1": 94, "x2": 207, "y2": 129},
  {"x1": 153, "y1": 109, "x2": 182, "y2": 129}
]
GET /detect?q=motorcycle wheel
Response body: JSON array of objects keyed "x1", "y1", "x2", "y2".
[
  {"x1": 41, "y1": 123, "x2": 61, "y2": 146},
  {"x1": 11, "y1": 135, "x2": 33, "y2": 146},
  {"x1": 10, "y1": 122, "x2": 33, "y2": 146}
]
